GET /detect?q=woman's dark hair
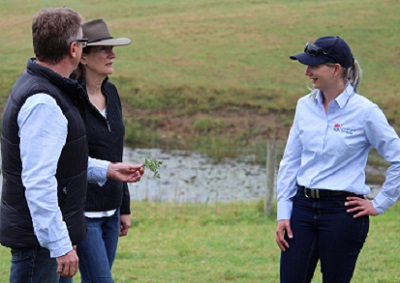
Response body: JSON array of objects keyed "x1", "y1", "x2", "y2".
[{"x1": 74, "y1": 46, "x2": 94, "y2": 79}]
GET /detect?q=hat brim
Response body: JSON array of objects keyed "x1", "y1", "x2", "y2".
[
  {"x1": 290, "y1": 52, "x2": 334, "y2": 66},
  {"x1": 87, "y1": 37, "x2": 131, "y2": 47}
]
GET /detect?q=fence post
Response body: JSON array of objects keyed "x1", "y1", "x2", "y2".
[{"x1": 264, "y1": 140, "x2": 277, "y2": 215}]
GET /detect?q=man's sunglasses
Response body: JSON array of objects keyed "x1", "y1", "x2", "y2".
[
  {"x1": 74, "y1": 38, "x2": 88, "y2": 48},
  {"x1": 304, "y1": 42, "x2": 336, "y2": 62}
]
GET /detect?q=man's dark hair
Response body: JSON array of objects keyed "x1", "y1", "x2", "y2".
[{"x1": 32, "y1": 7, "x2": 82, "y2": 64}]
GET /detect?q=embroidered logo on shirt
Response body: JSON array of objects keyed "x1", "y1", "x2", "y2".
[
  {"x1": 333, "y1": 123, "x2": 356, "y2": 135},
  {"x1": 333, "y1": 123, "x2": 341, "y2": 132}
]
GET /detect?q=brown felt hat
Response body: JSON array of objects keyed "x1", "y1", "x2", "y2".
[{"x1": 82, "y1": 18, "x2": 131, "y2": 47}]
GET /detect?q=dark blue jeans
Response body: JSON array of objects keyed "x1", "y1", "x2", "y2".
[
  {"x1": 280, "y1": 189, "x2": 369, "y2": 283},
  {"x1": 59, "y1": 209, "x2": 120, "y2": 283},
  {"x1": 10, "y1": 246, "x2": 59, "y2": 283}
]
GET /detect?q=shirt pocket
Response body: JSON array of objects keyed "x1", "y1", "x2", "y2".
[{"x1": 330, "y1": 124, "x2": 367, "y2": 151}]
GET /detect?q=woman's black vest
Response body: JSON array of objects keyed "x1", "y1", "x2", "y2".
[
  {"x1": 79, "y1": 78, "x2": 130, "y2": 214},
  {"x1": 0, "y1": 59, "x2": 88, "y2": 247}
]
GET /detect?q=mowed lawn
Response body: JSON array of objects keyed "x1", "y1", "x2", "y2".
[
  {"x1": 0, "y1": 201, "x2": 399, "y2": 282},
  {"x1": 0, "y1": 0, "x2": 399, "y2": 133}
]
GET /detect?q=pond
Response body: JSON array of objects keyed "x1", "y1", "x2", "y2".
[
  {"x1": 124, "y1": 148, "x2": 268, "y2": 203},
  {"x1": 0, "y1": 147, "x2": 382, "y2": 203}
]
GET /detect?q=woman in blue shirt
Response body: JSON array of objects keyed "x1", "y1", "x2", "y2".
[{"x1": 275, "y1": 36, "x2": 400, "y2": 283}]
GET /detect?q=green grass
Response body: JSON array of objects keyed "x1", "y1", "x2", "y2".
[
  {"x1": 0, "y1": 2, "x2": 398, "y2": 281},
  {"x1": 1, "y1": 0, "x2": 400, "y2": 151},
  {"x1": 0, "y1": 201, "x2": 399, "y2": 282}
]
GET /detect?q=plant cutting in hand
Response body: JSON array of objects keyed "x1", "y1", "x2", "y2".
[{"x1": 144, "y1": 154, "x2": 163, "y2": 178}]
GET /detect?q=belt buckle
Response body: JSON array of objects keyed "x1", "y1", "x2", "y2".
[
  {"x1": 305, "y1": 188, "x2": 320, "y2": 199},
  {"x1": 304, "y1": 189, "x2": 310, "y2": 198}
]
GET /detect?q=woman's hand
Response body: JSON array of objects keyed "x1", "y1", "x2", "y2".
[
  {"x1": 119, "y1": 214, "x2": 131, "y2": 237},
  {"x1": 276, "y1": 220, "x2": 293, "y2": 252},
  {"x1": 345, "y1": 196, "x2": 378, "y2": 218}
]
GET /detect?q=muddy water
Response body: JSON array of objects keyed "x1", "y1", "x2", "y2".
[
  {"x1": 0, "y1": 148, "x2": 382, "y2": 202},
  {"x1": 124, "y1": 148, "x2": 381, "y2": 203},
  {"x1": 124, "y1": 148, "x2": 268, "y2": 203}
]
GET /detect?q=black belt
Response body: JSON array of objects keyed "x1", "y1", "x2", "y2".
[{"x1": 298, "y1": 185, "x2": 354, "y2": 199}]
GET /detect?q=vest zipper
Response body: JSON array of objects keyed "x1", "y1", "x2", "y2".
[{"x1": 106, "y1": 119, "x2": 111, "y2": 132}]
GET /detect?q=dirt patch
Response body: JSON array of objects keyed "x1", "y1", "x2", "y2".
[{"x1": 123, "y1": 107, "x2": 292, "y2": 143}]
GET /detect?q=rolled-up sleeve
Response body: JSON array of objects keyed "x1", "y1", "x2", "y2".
[{"x1": 87, "y1": 157, "x2": 109, "y2": 186}]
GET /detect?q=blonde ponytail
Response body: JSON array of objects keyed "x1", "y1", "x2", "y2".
[{"x1": 347, "y1": 59, "x2": 362, "y2": 92}]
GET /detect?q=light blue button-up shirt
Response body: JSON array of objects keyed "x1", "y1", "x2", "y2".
[
  {"x1": 17, "y1": 93, "x2": 109, "y2": 258},
  {"x1": 277, "y1": 84, "x2": 400, "y2": 220}
]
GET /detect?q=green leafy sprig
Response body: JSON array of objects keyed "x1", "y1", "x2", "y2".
[{"x1": 144, "y1": 154, "x2": 163, "y2": 178}]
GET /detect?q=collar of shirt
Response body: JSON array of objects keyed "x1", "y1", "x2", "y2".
[{"x1": 315, "y1": 84, "x2": 355, "y2": 109}]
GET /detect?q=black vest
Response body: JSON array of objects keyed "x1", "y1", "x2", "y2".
[
  {"x1": 79, "y1": 77, "x2": 130, "y2": 214},
  {"x1": 0, "y1": 59, "x2": 88, "y2": 247}
]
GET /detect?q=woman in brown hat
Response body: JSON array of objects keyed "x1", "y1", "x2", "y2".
[{"x1": 59, "y1": 18, "x2": 143, "y2": 283}]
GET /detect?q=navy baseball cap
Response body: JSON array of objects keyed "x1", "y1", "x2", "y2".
[{"x1": 290, "y1": 36, "x2": 354, "y2": 68}]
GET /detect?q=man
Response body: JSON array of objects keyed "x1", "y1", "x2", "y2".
[{"x1": 0, "y1": 7, "x2": 144, "y2": 283}]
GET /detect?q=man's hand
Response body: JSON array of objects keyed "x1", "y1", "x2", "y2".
[
  {"x1": 107, "y1": 163, "x2": 144, "y2": 183},
  {"x1": 276, "y1": 220, "x2": 293, "y2": 252},
  {"x1": 56, "y1": 246, "x2": 79, "y2": 278},
  {"x1": 120, "y1": 214, "x2": 131, "y2": 237},
  {"x1": 345, "y1": 196, "x2": 378, "y2": 218}
]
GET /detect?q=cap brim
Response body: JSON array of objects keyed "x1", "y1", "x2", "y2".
[
  {"x1": 290, "y1": 52, "x2": 333, "y2": 66},
  {"x1": 87, "y1": 37, "x2": 131, "y2": 46}
]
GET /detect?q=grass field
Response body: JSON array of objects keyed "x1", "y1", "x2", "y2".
[
  {"x1": 0, "y1": 1, "x2": 399, "y2": 281},
  {"x1": 0, "y1": 0, "x2": 399, "y2": 151},
  {"x1": 0, "y1": 201, "x2": 399, "y2": 282}
]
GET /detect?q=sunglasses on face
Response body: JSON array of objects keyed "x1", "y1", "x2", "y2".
[
  {"x1": 75, "y1": 38, "x2": 88, "y2": 48},
  {"x1": 304, "y1": 42, "x2": 336, "y2": 62}
]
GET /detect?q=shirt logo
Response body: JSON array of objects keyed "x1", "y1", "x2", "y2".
[
  {"x1": 333, "y1": 123, "x2": 341, "y2": 132},
  {"x1": 333, "y1": 123, "x2": 356, "y2": 135}
]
